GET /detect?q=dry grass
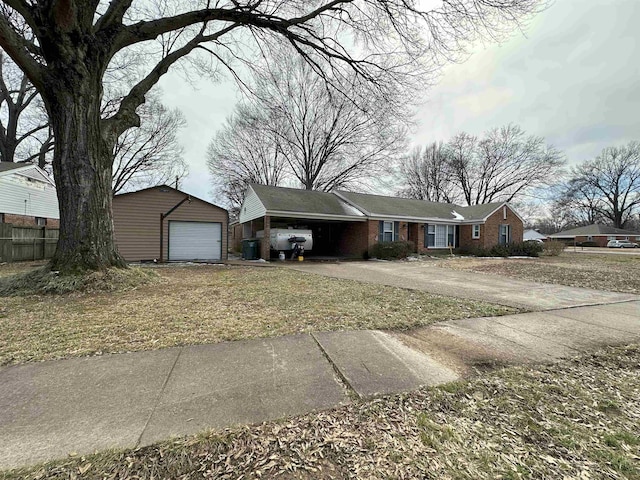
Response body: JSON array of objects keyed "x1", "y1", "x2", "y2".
[
  {"x1": 441, "y1": 252, "x2": 640, "y2": 294},
  {"x1": 0, "y1": 265, "x2": 158, "y2": 296},
  {"x1": 0, "y1": 265, "x2": 516, "y2": 366},
  {"x1": 5, "y1": 344, "x2": 639, "y2": 479},
  {"x1": 0, "y1": 260, "x2": 47, "y2": 278}
]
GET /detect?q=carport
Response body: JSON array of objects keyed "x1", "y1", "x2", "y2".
[{"x1": 238, "y1": 185, "x2": 367, "y2": 260}]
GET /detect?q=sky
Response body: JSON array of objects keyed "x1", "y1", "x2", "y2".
[{"x1": 157, "y1": 0, "x2": 640, "y2": 204}]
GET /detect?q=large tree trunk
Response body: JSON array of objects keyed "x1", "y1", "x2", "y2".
[{"x1": 47, "y1": 79, "x2": 126, "y2": 273}]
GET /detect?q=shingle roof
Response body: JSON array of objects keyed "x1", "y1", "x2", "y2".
[
  {"x1": 337, "y1": 191, "x2": 503, "y2": 221},
  {"x1": 457, "y1": 203, "x2": 504, "y2": 221},
  {"x1": 0, "y1": 162, "x2": 29, "y2": 173},
  {"x1": 250, "y1": 184, "x2": 365, "y2": 217},
  {"x1": 550, "y1": 224, "x2": 640, "y2": 237},
  {"x1": 249, "y1": 185, "x2": 509, "y2": 222}
]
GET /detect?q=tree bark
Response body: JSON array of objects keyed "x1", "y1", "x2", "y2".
[{"x1": 47, "y1": 79, "x2": 126, "y2": 273}]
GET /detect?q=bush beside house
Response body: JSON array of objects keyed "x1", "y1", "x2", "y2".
[{"x1": 371, "y1": 241, "x2": 415, "y2": 259}]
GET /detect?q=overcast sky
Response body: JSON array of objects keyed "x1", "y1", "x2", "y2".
[{"x1": 158, "y1": 0, "x2": 640, "y2": 204}]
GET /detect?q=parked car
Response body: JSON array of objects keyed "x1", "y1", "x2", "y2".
[{"x1": 607, "y1": 239, "x2": 639, "y2": 248}]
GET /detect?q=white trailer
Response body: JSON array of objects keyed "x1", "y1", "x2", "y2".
[{"x1": 257, "y1": 229, "x2": 313, "y2": 251}]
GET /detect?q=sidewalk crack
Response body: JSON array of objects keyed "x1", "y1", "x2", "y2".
[
  {"x1": 310, "y1": 333, "x2": 360, "y2": 400},
  {"x1": 136, "y1": 347, "x2": 183, "y2": 447}
]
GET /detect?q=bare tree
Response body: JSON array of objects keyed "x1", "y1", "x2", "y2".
[
  {"x1": 208, "y1": 103, "x2": 288, "y2": 212},
  {"x1": 397, "y1": 143, "x2": 458, "y2": 202},
  {"x1": 0, "y1": 0, "x2": 543, "y2": 273},
  {"x1": 0, "y1": 50, "x2": 49, "y2": 163},
  {"x1": 111, "y1": 96, "x2": 188, "y2": 194},
  {"x1": 552, "y1": 177, "x2": 605, "y2": 227},
  {"x1": 401, "y1": 125, "x2": 563, "y2": 206},
  {"x1": 2, "y1": 49, "x2": 187, "y2": 188},
  {"x1": 211, "y1": 55, "x2": 408, "y2": 201},
  {"x1": 447, "y1": 124, "x2": 564, "y2": 205},
  {"x1": 565, "y1": 142, "x2": 640, "y2": 228}
]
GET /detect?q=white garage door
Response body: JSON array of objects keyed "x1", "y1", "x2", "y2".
[{"x1": 168, "y1": 221, "x2": 222, "y2": 261}]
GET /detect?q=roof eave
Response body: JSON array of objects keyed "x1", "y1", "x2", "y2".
[{"x1": 265, "y1": 210, "x2": 367, "y2": 222}]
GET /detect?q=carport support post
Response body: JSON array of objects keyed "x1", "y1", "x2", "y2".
[{"x1": 261, "y1": 215, "x2": 271, "y2": 260}]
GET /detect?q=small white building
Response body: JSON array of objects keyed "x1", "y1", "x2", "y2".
[
  {"x1": 0, "y1": 162, "x2": 59, "y2": 227},
  {"x1": 523, "y1": 229, "x2": 547, "y2": 242}
]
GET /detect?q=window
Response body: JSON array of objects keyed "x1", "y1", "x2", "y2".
[
  {"x1": 447, "y1": 225, "x2": 455, "y2": 247},
  {"x1": 0, "y1": 213, "x2": 4, "y2": 223},
  {"x1": 382, "y1": 221, "x2": 394, "y2": 242},
  {"x1": 499, "y1": 224, "x2": 511, "y2": 245},
  {"x1": 426, "y1": 224, "x2": 435, "y2": 247},
  {"x1": 425, "y1": 224, "x2": 457, "y2": 248},
  {"x1": 472, "y1": 224, "x2": 480, "y2": 239},
  {"x1": 35, "y1": 217, "x2": 46, "y2": 226}
]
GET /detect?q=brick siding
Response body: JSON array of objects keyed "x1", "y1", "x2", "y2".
[
  {"x1": 1, "y1": 213, "x2": 59, "y2": 228},
  {"x1": 479, "y1": 205, "x2": 523, "y2": 248}
]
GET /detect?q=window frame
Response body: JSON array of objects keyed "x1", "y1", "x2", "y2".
[
  {"x1": 382, "y1": 221, "x2": 394, "y2": 243},
  {"x1": 425, "y1": 224, "x2": 457, "y2": 248},
  {"x1": 472, "y1": 224, "x2": 480, "y2": 239},
  {"x1": 35, "y1": 217, "x2": 47, "y2": 226},
  {"x1": 499, "y1": 224, "x2": 511, "y2": 245}
]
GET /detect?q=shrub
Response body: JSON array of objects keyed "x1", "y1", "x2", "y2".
[
  {"x1": 579, "y1": 241, "x2": 598, "y2": 247},
  {"x1": 488, "y1": 244, "x2": 510, "y2": 257},
  {"x1": 461, "y1": 241, "x2": 543, "y2": 258},
  {"x1": 543, "y1": 240, "x2": 565, "y2": 256},
  {"x1": 371, "y1": 241, "x2": 415, "y2": 260},
  {"x1": 511, "y1": 241, "x2": 544, "y2": 257}
]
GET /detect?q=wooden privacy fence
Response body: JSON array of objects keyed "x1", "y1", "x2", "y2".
[{"x1": 0, "y1": 224, "x2": 59, "y2": 262}]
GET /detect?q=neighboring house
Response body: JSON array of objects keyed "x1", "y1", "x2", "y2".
[
  {"x1": 548, "y1": 224, "x2": 640, "y2": 247},
  {"x1": 0, "y1": 162, "x2": 59, "y2": 227},
  {"x1": 523, "y1": 229, "x2": 547, "y2": 242},
  {"x1": 238, "y1": 184, "x2": 524, "y2": 259},
  {"x1": 113, "y1": 185, "x2": 229, "y2": 262}
]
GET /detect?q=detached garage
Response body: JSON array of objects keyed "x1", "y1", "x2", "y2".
[{"x1": 113, "y1": 185, "x2": 228, "y2": 262}]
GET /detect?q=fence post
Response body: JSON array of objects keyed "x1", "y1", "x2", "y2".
[{"x1": 0, "y1": 223, "x2": 12, "y2": 262}]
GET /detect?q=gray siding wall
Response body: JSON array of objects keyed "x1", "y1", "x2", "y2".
[
  {"x1": 239, "y1": 186, "x2": 266, "y2": 224},
  {"x1": 113, "y1": 187, "x2": 228, "y2": 262},
  {"x1": 0, "y1": 171, "x2": 59, "y2": 219}
]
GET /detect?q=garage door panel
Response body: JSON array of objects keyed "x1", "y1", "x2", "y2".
[{"x1": 169, "y1": 221, "x2": 222, "y2": 261}]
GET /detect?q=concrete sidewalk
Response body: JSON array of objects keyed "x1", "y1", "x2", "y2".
[
  {"x1": 1, "y1": 300, "x2": 639, "y2": 470},
  {"x1": 287, "y1": 261, "x2": 638, "y2": 310}
]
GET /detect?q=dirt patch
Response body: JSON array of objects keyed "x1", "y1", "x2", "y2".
[{"x1": 393, "y1": 328, "x2": 518, "y2": 377}]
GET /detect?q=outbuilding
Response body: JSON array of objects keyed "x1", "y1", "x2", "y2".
[
  {"x1": 548, "y1": 224, "x2": 640, "y2": 247},
  {"x1": 113, "y1": 185, "x2": 228, "y2": 262}
]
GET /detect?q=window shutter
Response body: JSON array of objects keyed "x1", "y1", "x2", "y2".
[
  {"x1": 424, "y1": 224, "x2": 428, "y2": 247},
  {"x1": 508, "y1": 225, "x2": 512, "y2": 243},
  {"x1": 394, "y1": 221, "x2": 400, "y2": 242},
  {"x1": 378, "y1": 221, "x2": 384, "y2": 242}
]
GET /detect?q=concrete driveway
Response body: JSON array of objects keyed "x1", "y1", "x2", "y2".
[{"x1": 287, "y1": 261, "x2": 638, "y2": 310}]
